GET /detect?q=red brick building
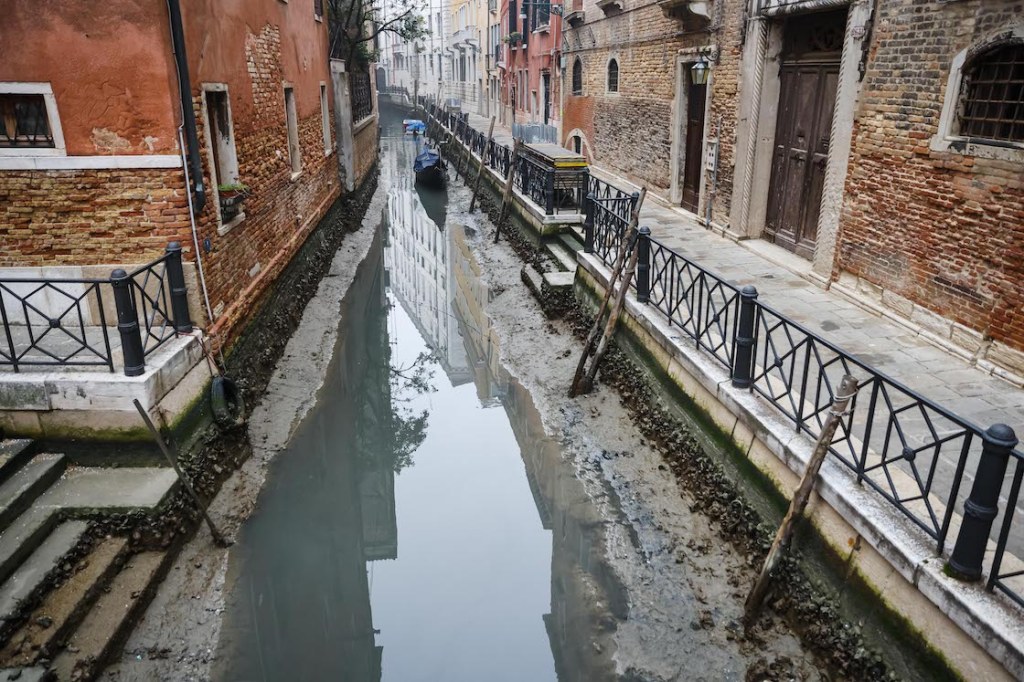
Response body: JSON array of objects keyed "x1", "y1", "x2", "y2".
[
  {"x1": 498, "y1": 0, "x2": 563, "y2": 132},
  {"x1": 562, "y1": 0, "x2": 1024, "y2": 376},
  {"x1": 0, "y1": 0, "x2": 379, "y2": 347}
]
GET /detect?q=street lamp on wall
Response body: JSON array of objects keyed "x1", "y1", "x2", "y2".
[
  {"x1": 690, "y1": 54, "x2": 710, "y2": 85},
  {"x1": 689, "y1": 47, "x2": 718, "y2": 86}
]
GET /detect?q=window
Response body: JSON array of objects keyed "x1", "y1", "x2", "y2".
[
  {"x1": 572, "y1": 58, "x2": 583, "y2": 96},
  {"x1": 203, "y1": 86, "x2": 242, "y2": 229},
  {"x1": 607, "y1": 58, "x2": 619, "y2": 93},
  {"x1": 314, "y1": 0, "x2": 323, "y2": 20},
  {"x1": 0, "y1": 83, "x2": 64, "y2": 156},
  {"x1": 320, "y1": 83, "x2": 332, "y2": 154},
  {"x1": 0, "y1": 94, "x2": 52, "y2": 148},
  {"x1": 350, "y1": 68, "x2": 374, "y2": 123},
  {"x1": 959, "y1": 43, "x2": 1024, "y2": 144},
  {"x1": 284, "y1": 86, "x2": 301, "y2": 176},
  {"x1": 531, "y1": 0, "x2": 551, "y2": 28}
]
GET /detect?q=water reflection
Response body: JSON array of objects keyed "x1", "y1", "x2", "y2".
[{"x1": 217, "y1": 108, "x2": 621, "y2": 681}]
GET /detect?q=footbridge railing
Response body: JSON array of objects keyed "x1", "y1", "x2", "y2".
[{"x1": 0, "y1": 242, "x2": 193, "y2": 377}]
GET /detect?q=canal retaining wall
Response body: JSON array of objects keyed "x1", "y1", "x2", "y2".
[{"x1": 573, "y1": 255, "x2": 1024, "y2": 680}]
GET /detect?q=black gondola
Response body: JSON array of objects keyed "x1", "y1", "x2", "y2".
[{"x1": 414, "y1": 147, "x2": 446, "y2": 188}]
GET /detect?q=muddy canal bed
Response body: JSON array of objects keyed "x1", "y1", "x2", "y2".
[{"x1": 106, "y1": 110, "x2": 840, "y2": 681}]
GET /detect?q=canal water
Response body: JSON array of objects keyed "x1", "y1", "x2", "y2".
[{"x1": 215, "y1": 110, "x2": 617, "y2": 681}]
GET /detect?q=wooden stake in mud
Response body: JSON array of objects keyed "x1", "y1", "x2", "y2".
[
  {"x1": 568, "y1": 187, "x2": 647, "y2": 397},
  {"x1": 743, "y1": 374, "x2": 859, "y2": 626},
  {"x1": 494, "y1": 138, "x2": 524, "y2": 243},
  {"x1": 133, "y1": 399, "x2": 232, "y2": 548},
  {"x1": 469, "y1": 117, "x2": 496, "y2": 212}
]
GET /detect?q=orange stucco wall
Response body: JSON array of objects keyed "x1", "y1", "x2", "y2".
[{"x1": 0, "y1": 2, "x2": 180, "y2": 155}]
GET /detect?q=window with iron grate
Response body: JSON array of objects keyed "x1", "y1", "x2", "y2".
[
  {"x1": 959, "y1": 43, "x2": 1024, "y2": 144},
  {"x1": 607, "y1": 58, "x2": 618, "y2": 93},
  {"x1": 350, "y1": 68, "x2": 374, "y2": 123},
  {"x1": 572, "y1": 58, "x2": 583, "y2": 95},
  {"x1": 0, "y1": 94, "x2": 53, "y2": 148},
  {"x1": 314, "y1": 0, "x2": 323, "y2": 20}
]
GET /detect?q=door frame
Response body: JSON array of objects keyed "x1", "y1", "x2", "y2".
[
  {"x1": 730, "y1": 1, "x2": 868, "y2": 280},
  {"x1": 669, "y1": 49, "x2": 715, "y2": 212}
]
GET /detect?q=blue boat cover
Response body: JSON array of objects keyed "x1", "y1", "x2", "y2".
[
  {"x1": 414, "y1": 148, "x2": 441, "y2": 174},
  {"x1": 404, "y1": 119, "x2": 426, "y2": 134}
]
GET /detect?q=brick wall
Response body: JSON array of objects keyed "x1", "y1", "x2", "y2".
[
  {"x1": 353, "y1": 117, "x2": 380, "y2": 186},
  {"x1": 561, "y1": 0, "x2": 744, "y2": 212},
  {"x1": 704, "y1": 0, "x2": 743, "y2": 226},
  {"x1": 837, "y1": 0, "x2": 1024, "y2": 353}
]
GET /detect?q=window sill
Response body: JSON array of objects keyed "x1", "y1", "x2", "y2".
[
  {"x1": 315, "y1": 14, "x2": 323, "y2": 22},
  {"x1": 290, "y1": 170, "x2": 303, "y2": 182},
  {"x1": 217, "y1": 211, "x2": 246, "y2": 236},
  {"x1": 533, "y1": 24, "x2": 550, "y2": 34},
  {"x1": 929, "y1": 134, "x2": 1024, "y2": 163}
]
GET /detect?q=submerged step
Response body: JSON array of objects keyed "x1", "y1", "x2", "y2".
[
  {"x1": 0, "y1": 537, "x2": 128, "y2": 667},
  {"x1": 542, "y1": 271, "x2": 575, "y2": 291},
  {"x1": 0, "y1": 521, "x2": 89, "y2": 627},
  {"x1": 0, "y1": 510, "x2": 58, "y2": 587},
  {"x1": 546, "y1": 241, "x2": 578, "y2": 272},
  {"x1": 52, "y1": 551, "x2": 166, "y2": 682},
  {"x1": 0, "y1": 455, "x2": 66, "y2": 534},
  {"x1": 0, "y1": 441, "x2": 34, "y2": 486},
  {"x1": 0, "y1": 667, "x2": 48, "y2": 682},
  {"x1": 36, "y1": 467, "x2": 178, "y2": 513}
]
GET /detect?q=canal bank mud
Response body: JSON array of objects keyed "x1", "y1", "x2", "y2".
[{"x1": 99, "y1": 174, "x2": 389, "y2": 682}]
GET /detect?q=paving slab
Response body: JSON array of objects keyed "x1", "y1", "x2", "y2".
[{"x1": 0, "y1": 521, "x2": 89, "y2": 624}]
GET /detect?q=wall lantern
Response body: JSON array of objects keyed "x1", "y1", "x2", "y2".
[{"x1": 690, "y1": 54, "x2": 710, "y2": 85}]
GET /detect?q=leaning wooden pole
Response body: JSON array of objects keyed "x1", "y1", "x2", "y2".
[
  {"x1": 469, "y1": 117, "x2": 496, "y2": 212},
  {"x1": 494, "y1": 138, "x2": 523, "y2": 243},
  {"x1": 569, "y1": 187, "x2": 647, "y2": 397},
  {"x1": 133, "y1": 399, "x2": 232, "y2": 548},
  {"x1": 743, "y1": 374, "x2": 859, "y2": 626}
]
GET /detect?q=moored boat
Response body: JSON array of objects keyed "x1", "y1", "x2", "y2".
[{"x1": 414, "y1": 147, "x2": 445, "y2": 188}]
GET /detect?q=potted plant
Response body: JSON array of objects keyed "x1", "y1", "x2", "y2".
[
  {"x1": 218, "y1": 182, "x2": 250, "y2": 220},
  {"x1": 503, "y1": 31, "x2": 523, "y2": 46}
]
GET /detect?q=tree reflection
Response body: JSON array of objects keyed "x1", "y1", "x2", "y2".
[{"x1": 387, "y1": 349, "x2": 436, "y2": 473}]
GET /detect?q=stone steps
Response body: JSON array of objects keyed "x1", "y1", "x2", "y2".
[
  {"x1": 0, "y1": 441, "x2": 35, "y2": 486},
  {"x1": 0, "y1": 455, "x2": 66, "y2": 533},
  {"x1": 51, "y1": 552, "x2": 168, "y2": 682},
  {"x1": 545, "y1": 240, "x2": 578, "y2": 273},
  {"x1": 0, "y1": 439, "x2": 180, "y2": 680},
  {"x1": 0, "y1": 521, "x2": 89, "y2": 630},
  {"x1": 0, "y1": 537, "x2": 129, "y2": 668}
]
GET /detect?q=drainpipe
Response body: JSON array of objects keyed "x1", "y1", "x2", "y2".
[{"x1": 167, "y1": 0, "x2": 206, "y2": 213}]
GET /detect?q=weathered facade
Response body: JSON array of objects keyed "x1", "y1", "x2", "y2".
[
  {"x1": 499, "y1": 0, "x2": 563, "y2": 130},
  {"x1": 0, "y1": 0, "x2": 379, "y2": 347},
  {"x1": 565, "y1": 0, "x2": 1024, "y2": 374}
]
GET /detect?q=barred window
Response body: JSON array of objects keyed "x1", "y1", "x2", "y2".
[
  {"x1": 607, "y1": 58, "x2": 618, "y2": 93},
  {"x1": 350, "y1": 68, "x2": 374, "y2": 123},
  {"x1": 0, "y1": 94, "x2": 54, "y2": 148},
  {"x1": 572, "y1": 58, "x2": 583, "y2": 96},
  {"x1": 959, "y1": 43, "x2": 1024, "y2": 144}
]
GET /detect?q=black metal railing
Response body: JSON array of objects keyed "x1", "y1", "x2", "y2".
[
  {"x1": 0, "y1": 242, "x2": 193, "y2": 377},
  {"x1": 425, "y1": 101, "x2": 589, "y2": 216},
  {"x1": 351, "y1": 68, "x2": 374, "y2": 123},
  {"x1": 582, "y1": 195, "x2": 1024, "y2": 610}
]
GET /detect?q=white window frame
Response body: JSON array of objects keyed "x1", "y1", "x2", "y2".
[
  {"x1": 320, "y1": 82, "x2": 332, "y2": 155},
  {"x1": 284, "y1": 84, "x2": 302, "y2": 179},
  {"x1": 930, "y1": 28, "x2": 1024, "y2": 163},
  {"x1": 200, "y1": 83, "x2": 245, "y2": 234},
  {"x1": 0, "y1": 82, "x2": 66, "y2": 157}
]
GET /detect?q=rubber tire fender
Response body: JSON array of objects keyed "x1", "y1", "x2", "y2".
[{"x1": 210, "y1": 375, "x2": 245, "y2": 428}]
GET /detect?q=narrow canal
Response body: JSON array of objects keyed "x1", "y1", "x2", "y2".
[{"x1": 214, "y1": 111, "x2": 618, "y2": 681}]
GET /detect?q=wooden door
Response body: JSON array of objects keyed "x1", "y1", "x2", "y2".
[
  {"x1": 680, "y1": 81, "x2": 707, "y2": 214},
  {"x1": 765, "y1": 62, "x2": 839, "y2": 259}
]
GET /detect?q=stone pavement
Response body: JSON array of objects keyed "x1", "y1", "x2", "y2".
[{"x1": 457, "y1": 111, "x2": 1024, "y2": 436}]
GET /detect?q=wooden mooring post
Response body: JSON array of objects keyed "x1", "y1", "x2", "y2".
[
  {"x1": 469, "y1": 117, "x2": 496, "y2": 212},
  {"x1": 568, "y1": 188, "x2": 647, "y2": 397},
  {"x1": 743, "y1": 374, "x2": 859, "y2": 626},
  {"x1": 494, "y1": 138, "x2": 523, "y2": 244}
]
